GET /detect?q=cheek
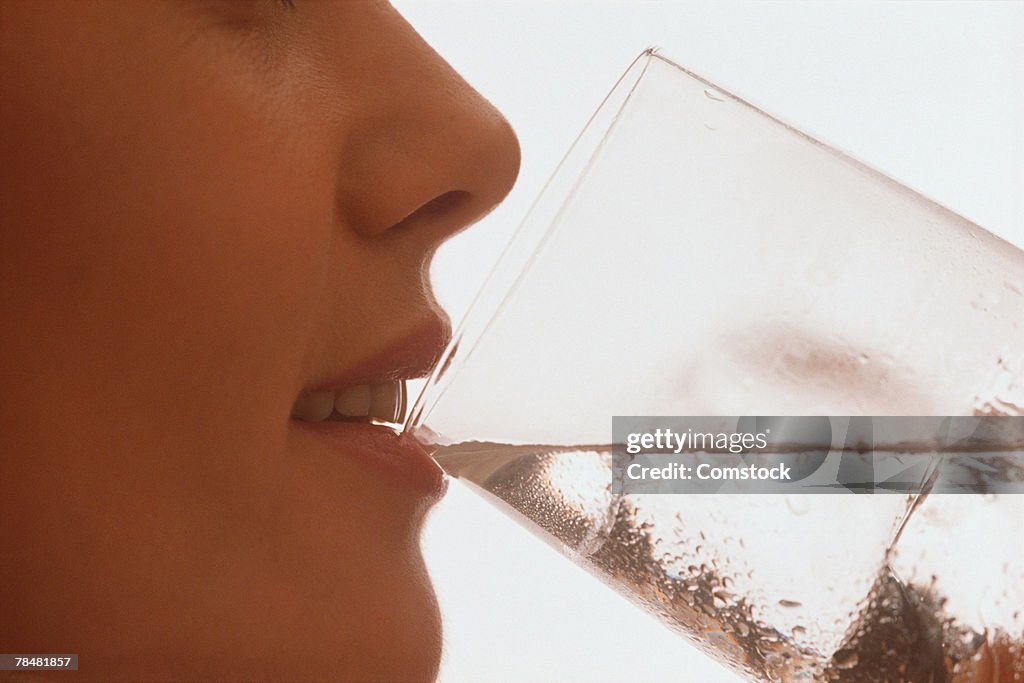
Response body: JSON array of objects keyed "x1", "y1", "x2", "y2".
[
  {"x1": 4, "y1": 0, "x2": 337, "y2": 605},
  {"x1": 2, "y1": 39, "x2": 334, "y2": 452}
]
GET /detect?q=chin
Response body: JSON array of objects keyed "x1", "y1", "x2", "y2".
[
  {"x1": 275, "y1": 534, "x2": 445, "y2": 683},
  {"x1": 340, "y1": 560, "x2": 444, "y2": 683},
  {"x1": 13, "y1": 498, "x2": 446, "y2": 683},
  {"x1": 244, "y1": 534, "x2": 444, "y2": 682}
]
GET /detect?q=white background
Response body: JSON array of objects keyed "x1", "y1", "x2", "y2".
[{"x1": 390, "y1": 2, "x2": 1023, "y2": 681}]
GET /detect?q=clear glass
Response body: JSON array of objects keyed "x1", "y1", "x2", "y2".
[{"x1": 405, "y1": 51, "x2": 1024, "y2": 681}]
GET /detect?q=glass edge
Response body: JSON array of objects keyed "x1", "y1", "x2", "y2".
[{"x1": 402, "y1": 48, "x2": 658, "y2": 436}]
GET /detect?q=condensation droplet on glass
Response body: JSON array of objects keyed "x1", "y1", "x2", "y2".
[
  {"x1": 703, "y1": 88, "x2": 725, "y2": 102},
  {"x1": 1005, "y1": 279, "x2": 1023, "y2": 296},
  {"x1": 785, "y1": 494, "x2": 809, "y2": 516},
  {"x1": 833, "y1": 650, "x2": 859, "y2": 669},
  {"x1": 779, "y1": 599, "x2": 803, "y2": 608},
  {"x1": 704, "y1": 121, "x2": 718, "y2": 131}
]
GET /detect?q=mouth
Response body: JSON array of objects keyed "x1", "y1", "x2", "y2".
[
  {"x1": 290, "y1": 380, "x2": 407, "y2": 426},
  {"x1": 287, "y1": 319, "x2": 450, "y2": 498}
]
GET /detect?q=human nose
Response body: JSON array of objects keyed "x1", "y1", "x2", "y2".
[{"x1": 334, "y1": 6, "x2": 521, "y2": 246}]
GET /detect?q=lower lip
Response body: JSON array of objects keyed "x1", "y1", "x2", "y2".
[{"x1": 291, "y1": 420, "x2": 446, "y2": 501}]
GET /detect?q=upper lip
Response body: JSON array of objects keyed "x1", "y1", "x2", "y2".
[{"x1": 307, "y1": 315, "x2": 452, "y2": 393}]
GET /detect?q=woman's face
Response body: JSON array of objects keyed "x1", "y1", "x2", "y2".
[{"x1": 0, "y1": 1, "x2": 518, "y2": 679}]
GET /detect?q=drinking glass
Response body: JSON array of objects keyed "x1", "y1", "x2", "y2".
[{"x1": 403, "y1": 50, "x2": 1024, "y2": 681}]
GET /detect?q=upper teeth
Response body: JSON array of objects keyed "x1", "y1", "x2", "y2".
[{"x1": 291, "y1": 380, "x2": 406, "y2": 424}]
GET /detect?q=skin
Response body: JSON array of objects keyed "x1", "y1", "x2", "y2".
[{"x1": 0, "y1": 1, "x2": 519, "y2": 680}]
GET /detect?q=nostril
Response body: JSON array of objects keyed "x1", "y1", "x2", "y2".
[{"x1": 391, "y1": 190, "x2": 470, "y2": 232}]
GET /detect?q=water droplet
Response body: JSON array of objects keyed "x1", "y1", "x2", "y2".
[
  {"x1": 792, "y1": 625, "x2": 807, "y2": 636},
  {"x1": 833, "y1": 650, "x2": 859, "y2": 669},
  {"x1": 704, "y1": 121, "x2": 718, "y2": 131},
  {"x1": 858, "y1": 352, "x2": 870, "y2": 365},
  {"x1": 785, "y1": 494, "x2": 809, "y2": 516},
  {"x1": 1005, "y1": 279, "x2": 1023, "y2": 296},
  {"x1": 736, "y1": 622, "x2": 750, "y2": 637},
  {"x1": 779, "y1": 599, "x2": 802, "y2": 608},
  {"x1": 704, "y1": 88, "x2": 725, "y2": 102}
]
